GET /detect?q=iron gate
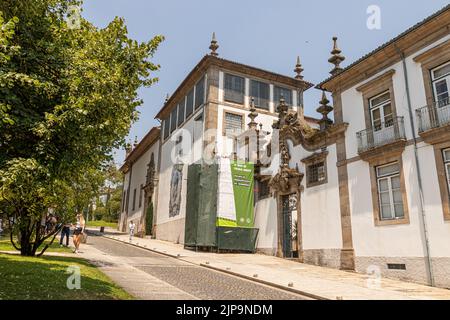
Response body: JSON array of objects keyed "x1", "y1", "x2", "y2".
[{"x1": 282, "y1": 195, "x2": 292, "y2": 258}]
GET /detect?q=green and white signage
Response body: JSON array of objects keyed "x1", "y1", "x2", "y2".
[{"x1": 217, "y1": 158, "x2": 254, "y2": 228}]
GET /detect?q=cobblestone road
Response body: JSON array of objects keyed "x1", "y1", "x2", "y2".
[{"x1": 89, "y1": 235, "x2": 308, "y2": 300}]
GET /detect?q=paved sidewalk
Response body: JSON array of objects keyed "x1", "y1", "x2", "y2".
[
  {"x1": 80, "y1": 238, "x2": 197, "y2": 300},
  {"x1": 89, "y1": 227, "x2": 450, "y2": 300}
]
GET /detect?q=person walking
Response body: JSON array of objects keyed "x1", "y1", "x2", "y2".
[
  {"x1": 129, "y1": 220, "x2": 135, "y2": 242},
  {"x1": 60, "y1": 223, "x2": 71, "y2": 247},
  {"x1": 72, "y1": 213, "x2": 85, "y2": 254}
]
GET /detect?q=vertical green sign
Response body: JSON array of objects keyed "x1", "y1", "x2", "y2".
[{"x1": 230, "y1": 161, "x2": 254, "y2": 228}]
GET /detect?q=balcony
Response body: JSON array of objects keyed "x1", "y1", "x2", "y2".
[
  {"x1": 416, "y1": 98, "x2": 450, "y2": 133},
  {"x1": 356, "y1": 117, "x2": 406, "y2": 156}
]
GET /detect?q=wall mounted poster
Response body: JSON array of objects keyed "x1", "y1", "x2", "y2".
[
  {"x1": 169, "y1": 164, "x2": 183, "y2": 217},
  {"x1": 217, "y1": 158, "x2": 254, "y2": 228}
]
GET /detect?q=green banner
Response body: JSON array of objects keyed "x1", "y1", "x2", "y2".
[{"x1": 230, "y1": 161, "x2": 254, "y2": 228}]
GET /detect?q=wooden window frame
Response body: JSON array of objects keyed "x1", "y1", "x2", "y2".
[
  {"x1": 222, "y1": 110, "x2": 244, "y2": 137},
  {"x1": 224, "y1": 73, "x2": 245, "y2": 105},
  {"x1": 177, "y1": 99, "x2": 186, "y2": 127},
  {"x1": 369, "y1": 154, "x2": 410, "y2": 226},
  {"x1": 301, "y1": 151, "x2": 328, "y2": 188},
  {"x1": 194, "y1": 76, "x2": 205, "y2": 110},
  {"x1": 369, "y1": 91, "x2": 394, "y2": 131},
  {"x1": 375, "y1": 163, "x2": 404, "y2": 221},
  {"x1": 250, "y1": 79, "x2": 270, "y2": 110},
  {"x1": 274, "y1": 86, "x2": 293, "y2": 107}
]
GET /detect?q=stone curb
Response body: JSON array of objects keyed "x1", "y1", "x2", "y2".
[
  {"x1": 199, "y1": 263, "x2": 329, "y2": 300},
  {"x1": 94, "y1": 232, "x2": 330, "y2": 300}
]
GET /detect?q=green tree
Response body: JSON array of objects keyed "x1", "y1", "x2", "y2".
[
  {"x1": 91, "y1": 162, "x2": 123, "y2": 223},
  {"x1": 0, "y1": 0, "x2": 163, "y2": 256}
]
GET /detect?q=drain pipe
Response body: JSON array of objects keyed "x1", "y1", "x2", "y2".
[{"x1": 395, "y1": 45, "x2": 434, "y2": 287}]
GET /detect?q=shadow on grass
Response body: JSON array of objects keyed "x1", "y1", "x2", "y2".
[{"x1": 0, "y1": 254, "x2": 132, "y2": 300}]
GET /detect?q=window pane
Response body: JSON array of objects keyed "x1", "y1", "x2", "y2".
[
  {"x1": 394, "y1": 204, "x2": 404, "y2": 218},
  {"x1": 377, "y1": 163, "x2": 400, "y2": 177},
  {"x1": 308, "y1": 162, "x2": 326, "y2": 184},
  {"x1": 186, "y1": 89, "x2": 194, "y2": 117},
  {"x1": 251, "y1": 80, "x2": 270, "y2": 110},
  {"x1": 378, "y1": 178, "x2": 389, "y2": 192},
  {"x1": 224, "y1": 74, "x2": 245, "y2": 104},
  {"x1": 224, "y1": 112, "x2": 243, "y2": 135},
  {"x1": 381, "y1": 205, "x2": 392, "y2": 219},
  {"x1": 393, "y1": 189, "x2": 402, "y2": 203},
  {"x1": 380, "y1": 191, "x2": 390, "y2": 205},
  {"x1": 383, "y1": 104, "x2": 394, "y2": 126},
  {"x1": 274, "y1": 86, "x2": 293, "y2": 107},
  {"x1": 370, "y1": 92, "x2": 390, "y2": 108},
  {"x1": 163, "y1": 118, "x2": 170, "y2": 139},
  {"x1": 195, "y1": 76, "x2": 205, "y2": 109},
  {"x1": 433, "y1": 63, "x2": 450, "y2": 79},
  {"x1": 391, "y1": 176, "x2": 401, "y2": 189},
  {"x1": 443, "y1": 149, "x2": 450, "y2": 162},
  {"x1": 371, "y1": 108, "x2": 381, "y2": 129},
  {"x1": 170, "y1": 107, "x2": 177, "y2": 133},
  {"x1": 434, "y1": 79, "x2": 449, "y2": 104},
  {"x1": 177, "y1": 101, "x2": 185, "y2": 126}
]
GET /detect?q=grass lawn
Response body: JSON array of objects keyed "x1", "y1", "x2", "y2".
[
  {"x1": 0, "y1": 235, "x2": 72, "y2": 254},
  {"x1": 0, "y1": 253, "x2": 133, "y2": 300},
  {"x1": 86, "y1": 220, "x2": 118, "y2": 229}
]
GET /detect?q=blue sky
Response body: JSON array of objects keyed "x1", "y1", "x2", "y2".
[{"x1": 81, "y1": 0, "x2": 449, "y2": 164}]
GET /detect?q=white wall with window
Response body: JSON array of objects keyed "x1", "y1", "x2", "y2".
[{"x1": 162, "y1": 76, "x2": 206, "y2": 142}]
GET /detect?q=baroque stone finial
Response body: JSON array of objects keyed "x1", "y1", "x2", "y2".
[
  {"x1": 328, "y1": 36, "x2": 345, "y2": 76},
  {"x1": 248, "y1": 97, "x2": 258, "y2": 130},
  {"x1": 317, "y1": 90, "x2": 333, "y2": 130},
  {"x1": 209, "y1": 32, "x2": 219, "y2": 56},
  {"x1": 294, "y1": 56, "x2": 304, "y2": 80}
]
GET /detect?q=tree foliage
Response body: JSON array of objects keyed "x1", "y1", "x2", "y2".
[{"x1": 0, "y1": 0, "x2": 163, "y2": 256}]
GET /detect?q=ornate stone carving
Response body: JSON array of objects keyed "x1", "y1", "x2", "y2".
[
  {"x1": 248, "y1": 98, "x2": 259, "y2": 130},
  {"x1": 294, "y1": 56, "x2": 304, "y2": 80},
  {"x1": 328, "y1": 37, "x2": 346, "y2": 76},
  {"x1": 317, "y1": 90, "x2": 333, "y2": 131},
  {"x1": 209, "y1": 32, "x2": 219, "y2": 56}
]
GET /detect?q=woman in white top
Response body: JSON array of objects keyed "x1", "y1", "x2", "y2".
[{"x1": 72, "y1": 213, "x2": 85, "y2": 254}]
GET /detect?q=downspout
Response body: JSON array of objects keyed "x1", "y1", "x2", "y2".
[{"x1": 395, "y1": 45, "x2": 434, "y2": 287}]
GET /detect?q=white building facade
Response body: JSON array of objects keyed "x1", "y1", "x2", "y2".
[{"x1": 120, "y1": 5, "x2": 450, "y2": 289}]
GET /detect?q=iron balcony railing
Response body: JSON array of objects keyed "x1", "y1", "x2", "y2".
[
  {"x1": 356, "y1": 117, "x2": 406, "y2": 154},
  {"x1": 416, "y1": 97, "x2": 450, "y2": 133}
]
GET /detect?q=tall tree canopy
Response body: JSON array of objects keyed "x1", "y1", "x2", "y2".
[{"x1": 0, "y1": 0, "x2": 163, "y2": 256}]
